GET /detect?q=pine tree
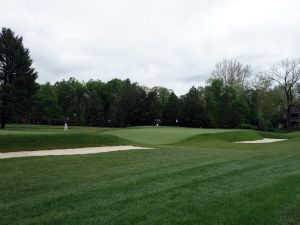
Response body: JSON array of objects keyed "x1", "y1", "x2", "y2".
[{"x1": 0, "y1": 28, "x2": 38, "y2": 128}]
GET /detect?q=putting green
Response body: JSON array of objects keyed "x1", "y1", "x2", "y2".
[{"x1": 104, "y1": 126, "x2": 241, "y2": 144}]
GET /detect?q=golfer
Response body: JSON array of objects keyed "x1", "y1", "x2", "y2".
[{"x1": 64, "y1": 122, "x2": 68, "y2": 132}]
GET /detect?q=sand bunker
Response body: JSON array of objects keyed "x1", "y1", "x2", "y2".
[
  {"x1": 235, "y1": 138, "x2": 287, "y2": 144},
  {"x1": 0, "y1": 145, "x2": 152, "y2": 159}
]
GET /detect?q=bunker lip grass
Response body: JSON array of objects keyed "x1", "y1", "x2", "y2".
[
  {"x1": 234, "y1": 138, "x2": 287, "y2": 144},
  {"x1": 0, "y1": 146, "x2": 153, "y2": 159}
]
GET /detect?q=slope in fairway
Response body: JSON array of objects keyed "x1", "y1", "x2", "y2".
[
  {"x1": 0, "y1": 125, "x2": 130, "y2": 152},
  {"x1": 0, "y1": 130, "x2": 300, "y2": 225},
  {"x1": 104, "y1": 126, "x2": 240, "y2": 144}
]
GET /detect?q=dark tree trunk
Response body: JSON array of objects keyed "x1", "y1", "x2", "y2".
[
  {"x1": 286, "y1": 107, "x2": 290, "y2": 132},
  {"x1": 0, "y1": 114, "x2": 5, "y2": 129},
  {"x1": 0, "y1": 97, "x2": 7, "y2": 129}
]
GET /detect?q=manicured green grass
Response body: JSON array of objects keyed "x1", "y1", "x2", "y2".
[
  {"x1": 0, "y1": 125, "x2": 235, "y2": 151},
  {"x1": 0, "y1": 125, "x2": 300, "y2": 225},
  {"x1": 175, "y1": 130, "x2": 292, "y2": 149},
  {"x1": 0, "y1": 133, "x2": 131, "y2": 152},
  {"x1": 0, "y1": 124, "x2": 112, "y2": 135},
  {"x1": 104, "y1": 126, "x2": 240, "y2": 144},
  {"x1": 0, "y1": 124, "x2": 130, "y2": 152}
]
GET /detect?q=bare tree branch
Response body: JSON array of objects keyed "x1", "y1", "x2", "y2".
[{"x1": 268, "y1": 58, "x2": 300, "y2": 131}]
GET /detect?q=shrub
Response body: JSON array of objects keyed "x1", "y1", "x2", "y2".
[{"x1": 237, "y1": 124, "x2": 256, "y2": 130}]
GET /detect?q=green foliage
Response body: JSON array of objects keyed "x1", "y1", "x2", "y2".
[
  {"x1": 180, "y1": 87, "x2": 205, "y2": 127},
  {"x1": 0, "y1": 27, "x2": 38, "y2": 128},
  {"x1": 162, "y1": 92, "x2": 181, "y2": 125},
  {"x1": 151, "y1": 86, "x2": 172, "y2": 106},
  {"x1": 85, "y1": 80, "x2": 106, "y2": 126},
  {"x1": 237, "y1": 124, "x2": 257, "y2": 129},
  {"x1": 55, "y1": 77, "x2": 86, "y2": 124},
  {"x1": 108, "y1": 79, "x2": 146, "y2": 126},
  {"x1": 204, "y1": 79, "x2": 223, "y2": 127},
  {"x1": 204, "y1": 79, "x2": 251, "y2": 128},
  {"x1": 0, "y1": 28, "x2": 287, "y2": 130},
  {"x1": 102, "y1": 78, "x2": 123, "y2": 116},
  {"x1": 144, "y1": 91, "x2": 162, "y2": 124},
  {"x1": 0, "y1": 28, "x2": 288, "y2": 130},
  {"x1": 30, "y1": 83, "x2": 60, "y2": 122},
  {"x1": 17, "y1": 76, "x2": 285, "y2": 130}
]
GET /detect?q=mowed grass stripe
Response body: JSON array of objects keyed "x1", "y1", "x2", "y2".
[{"x1": 1, "y1": 144, "x2": 300, "y2": 225}]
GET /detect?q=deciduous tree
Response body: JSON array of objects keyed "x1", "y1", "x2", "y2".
[{"x1": 268, "y1": 58, "x2": 300, "y2": 131}]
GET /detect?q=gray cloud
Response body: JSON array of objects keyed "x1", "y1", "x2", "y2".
[{"x1": 0, "y1": 0, "x2": 299, "y2": 94}]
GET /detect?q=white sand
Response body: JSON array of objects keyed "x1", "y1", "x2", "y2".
[
  {"x1": 0, "y1": 145, "x2": 152, "y2": 159},
  {"x1": 235, "y1": 138, "x2": 287, "y2": 144}
]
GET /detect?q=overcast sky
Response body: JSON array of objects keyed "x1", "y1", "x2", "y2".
[{"x1": 1, "y1": 0, "x2": 299, "y2": 94}]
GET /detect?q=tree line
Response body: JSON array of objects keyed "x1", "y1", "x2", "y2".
[
  {"x1": 1, "y1": 27, "x2": 300, "y2": 130},
  {"x1": 23, "y1": 73, "x2": 284, "y2": 130}
]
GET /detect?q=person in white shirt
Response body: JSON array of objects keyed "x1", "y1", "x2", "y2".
[{"x1": 64, "y1": 122, "x2": 68, "y2": 132}]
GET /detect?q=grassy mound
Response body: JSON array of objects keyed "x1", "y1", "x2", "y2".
[
  {"x1": 0, "y1": 133, "x2": 130, "y2": 152},
  {"x1": 104, "y1": 126, "x2": 240, "y2": 145},
  {"x1": 174, "y1": 130, "x2": 290, "y2": 149}
]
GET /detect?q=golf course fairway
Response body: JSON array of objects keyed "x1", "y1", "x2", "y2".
[{"x1": 0, "y1": 125, "x2": 300, "y2": 225}]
